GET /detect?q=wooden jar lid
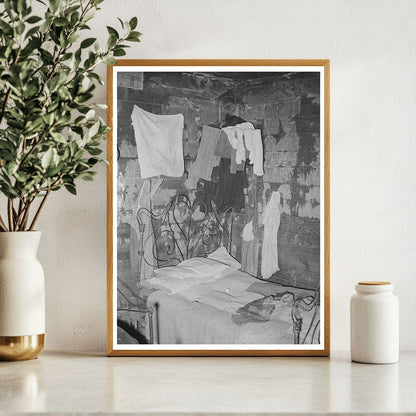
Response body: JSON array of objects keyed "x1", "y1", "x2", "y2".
[{"x1": 358, "y1": 281, "x2": 391, "y2": 285}]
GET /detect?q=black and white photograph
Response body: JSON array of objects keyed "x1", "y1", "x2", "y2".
[{"x1": 108, "y1": 61, "x2": 329, "y2": 355}]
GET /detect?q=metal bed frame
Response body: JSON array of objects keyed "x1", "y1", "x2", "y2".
[{"x1": 118, "y1": 193, "x2": 319, "y2": 344}]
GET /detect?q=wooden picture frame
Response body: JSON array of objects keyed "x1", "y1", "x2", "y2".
[{"x1": 107, "y1": 60, "x2": 330, "y2": 356}]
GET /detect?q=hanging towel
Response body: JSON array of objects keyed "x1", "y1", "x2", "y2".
[
  {"x1": 131, "y1": 105, "x2": 184, "y2": 178},
  {"x1": 186, "y1": 125, "x2": 221, "y2": 189},
  {"x1": 130, "y1": 178, "x2": 162, "y2": 281},
  {"x1": 261, "y1": 191, "x2": 281, "y2": 279}
]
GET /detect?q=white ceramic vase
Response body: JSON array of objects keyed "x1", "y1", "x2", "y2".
[{"x1": 0, "y1": 231, "x2": 45, "y2": 360}]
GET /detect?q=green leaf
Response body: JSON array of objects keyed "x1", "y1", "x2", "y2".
[
  {"x1": 80, "y1": 37, "x2": 96, "y2": 49},
  {"x1": 64, "y1": 183, "x2": 77, "y2": 195},
  {"x1": 26, "y1": 15, "x2": 42, "y2": 24},
  {"x1": 103, "y1": 56, "x2": 117, "y2": 65},
  {"x1": 17, "y1": 0, "x2": 27, "y2": 14},
  {"x1": 5, "y1": 162, "x2": 18, "y2": 176},
  {"x1": 88, "y1": 120, "x2": 100, "y2": 138},
  {"x1": 106, "y1": 26, "x2": 119, "y2": 38},
  {"x1": 113, "y1": 47, "x2": 126, "y2": 57},
  {"x1": 14, "y1": 171, "x2": 28, "y2": 183},
  {"x1": 54, "y1": 17, "x2": 69, "y2": 27},
  {"x1": 126, "y1": 31, "x2": 141, "y2": 42},
  {"x1": 16, "y1": 21, "x2": 25, "y2": 35},
  {"x1": 107, "y1": 33, "x2": 117, "y2": 49},
  {"x1": 87, "y1": 147, "x2": 102, "y2": 156},
  {"x1": 70, "y1": 11, "x2": 80, "y2": 26},
  {"x1": 49, "y1": 0, "x2": 60, "y2": 13},
  {"x1": 41, "y1": 148, "x2": 54, "y2": 169},
  {"x1": 68, "y1": 33, "x2": 80, "y2": 44},
  {"x1": 117, "y1": 17, "x2": 125, "y2": 29},
  {"x1": 0, "y1": 20, "x2": 13, "y2": 35},
  {"x1": 25, "y1": 25, "x2": 40, "y2": 39},
  {"x1": 85, "y1": 109, "x2": 95, "y2": 120},
  {"x1": 129, "y1": 17, "x2": 138, "y2": 30},
  {"x1": 77, "y1": 171, "x2": 95, "y2": 181},
  {"x1": 50, "y1": 131, "x2": 67, "y2": 143}
]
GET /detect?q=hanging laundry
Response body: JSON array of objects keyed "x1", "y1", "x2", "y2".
[
  {"x1": 215, "y1": 131, "x2": 248, "y2": 174},
  {"x1": 242, "y1": 220, "x2": 255, "y2": 241},
  {"x1": 186, "y1": 125, "x2": 221, "y2": 189},
  {"x1": 243, "y1": 126, "x2": 264, "y2": 176},
  {"x1": 222, "y1": 125, "x2": 246, "y2": 165},
  {"x1": 131, "y1": 105, "x2": 184, "y2": 178},
  {"x1": 197, "y1": 158, "x2": 247, "y2": 213},
  {"x1": 261, "y1": 191, "x2": 281, "y2": 279},
  {"x1": 221, "y1": 122, "x2": 264, "y2": 176},
  {"x1": 130, "y1": 178, "x2": 163, "y2": 281}
]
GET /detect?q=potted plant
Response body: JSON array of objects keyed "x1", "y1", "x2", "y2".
[{"x1": 0, "y1": 0, "x2": 140, "y2": 360}]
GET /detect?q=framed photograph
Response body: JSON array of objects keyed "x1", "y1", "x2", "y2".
[{"x1": 107, "y1": 60, "x2": 330, "y2": 356}]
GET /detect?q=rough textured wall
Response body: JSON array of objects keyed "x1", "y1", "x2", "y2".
[
  {"x1": 118, "y1": 71, "x2": 321, "y2": 290},
  {"x1": 227, "y1": 73, "x2": 321, "y2": 289},
  {"x1": 116, "y1": 72, "x2": 233, "y2": 283}
]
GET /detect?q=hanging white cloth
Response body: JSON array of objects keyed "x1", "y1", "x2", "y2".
[
  {"x1": 241, "y1": 124, "x2": 264, "y2": 176},
  {"x1": 131, "y1": 105, "x2": 184, "y2": 178},
  {"x1": 242, "y1": 220, "x2": 255, "y2": 242},
  {"x1": 222, "y1": 122, "x2": 264, "y2": 176},
  {"x1": 222, "y1": 126, "x2": 246, "y2": 165},
  {"x1": 261, "y1": 191, "x2": 281, "y2": 279}
]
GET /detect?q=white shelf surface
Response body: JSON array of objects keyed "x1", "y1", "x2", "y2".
[{"x1": 0, "y1": 350, "x2": 415, "y2": 415}]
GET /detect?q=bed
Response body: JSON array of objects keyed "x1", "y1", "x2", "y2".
[{"x1": 118, "y1": 193, "x2": 320, "y2": 345}]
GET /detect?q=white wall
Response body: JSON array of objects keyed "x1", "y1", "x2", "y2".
[{"x1": 37, "y1": 0, "x2": 416, "y2": 351}]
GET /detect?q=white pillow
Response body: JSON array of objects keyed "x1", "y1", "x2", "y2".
[
  {"x1": 207, "y1": 246, "x2": 241, "y2": 270},
  {"x1": 143, "y1": 275, "x2": 216, "y2": 294},
  {"x1": 152, "y1": 257, "x2": 230, "y2": 280}
]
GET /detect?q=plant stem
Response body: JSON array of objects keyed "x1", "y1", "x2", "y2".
[
  {"x1": 28, "y1": 189, "x2": 50, "y2": 231},
  {"x1": 14, "y1": 199, "x2": 23, "y2": 230},
  {"x1": 0, "y1": 214, "x2": 8, "y2": 232},
  {"x1": 20, "y1": 200, "x2": 33, "y2": 231},
  {"x1": 14, "y1": 199, "x2": 27, "y2": 231},
  {"x1": 7, "y1": 199, "x2": 14, "y2": 231}
]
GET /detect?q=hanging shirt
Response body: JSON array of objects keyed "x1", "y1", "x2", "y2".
[
  {"x1": 261, "y1": 191, "x2": 281, "y2": 279},
  {"x1": 131, "y1": 105, "x2": 184, "y2": 178}
]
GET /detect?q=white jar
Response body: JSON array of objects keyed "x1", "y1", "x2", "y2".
[{"x1": 350, "y1": 281, "x2": 399, "y2": 364}]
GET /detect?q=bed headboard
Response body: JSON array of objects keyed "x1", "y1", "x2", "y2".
[{"x1": 136, "y1": 194, "x2": 234, "y2": 273}]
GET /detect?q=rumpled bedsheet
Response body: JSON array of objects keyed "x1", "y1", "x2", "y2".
[{"x1": 145, "y1": 270, "x2": 318, "y2": 344}]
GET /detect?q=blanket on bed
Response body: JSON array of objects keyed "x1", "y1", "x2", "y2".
[{"x1": 142, "y1": 270, "x2": 318, "y2": 344}]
